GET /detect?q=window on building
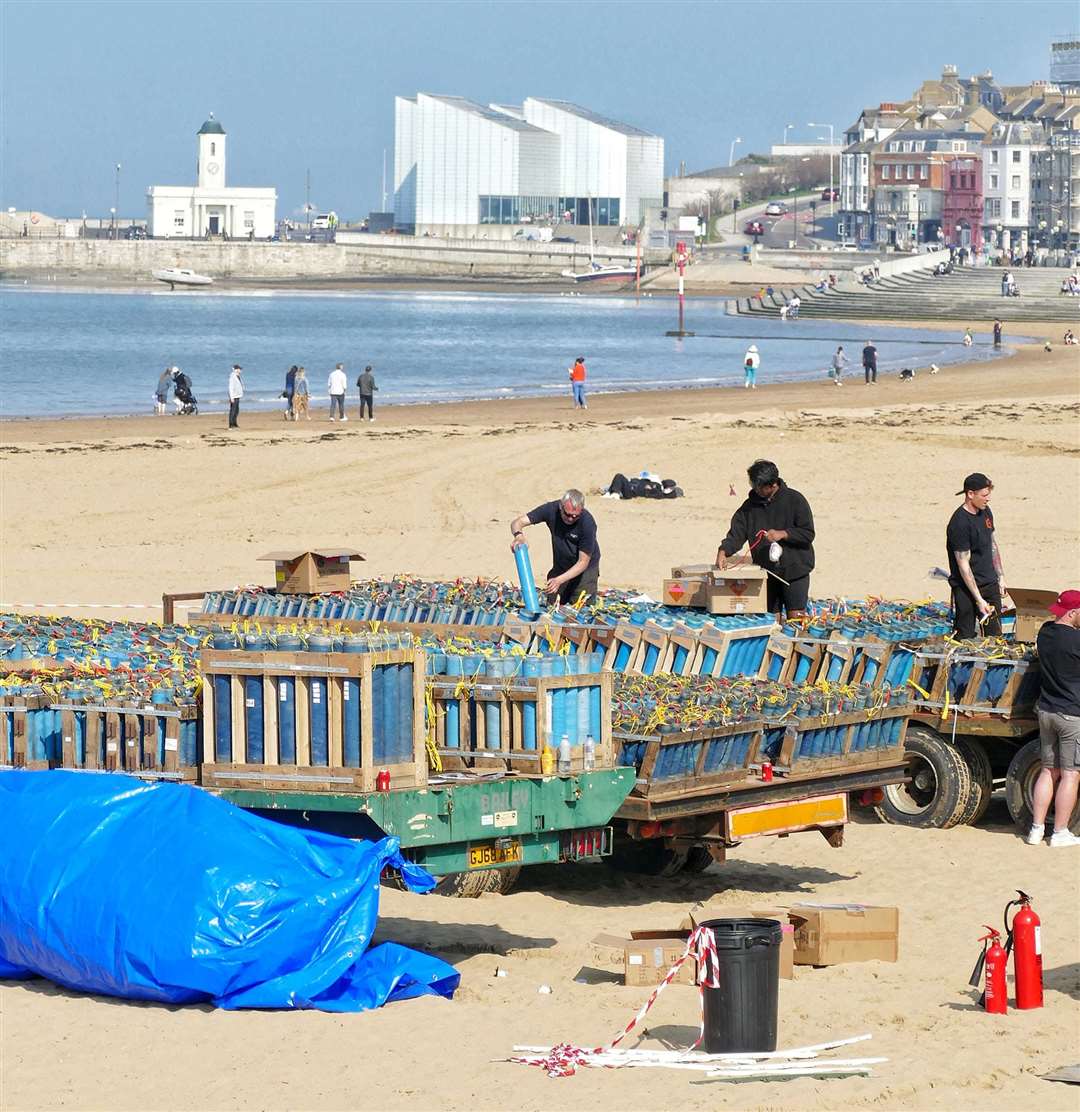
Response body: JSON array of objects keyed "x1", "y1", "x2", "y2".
[
  {"x1": 950, "y1": 174, "x2": 957, "y2": 189},
  {"x1": 906, "y1": 164, "x2": 914, "y2": 179},
  {"x1": 915, "y1": 141, "x2": 925, "y2": 151},
  {"x1": 985, "y1": 198, "x2": 1001, "y2": 219},
  {"x1": 211, "y1": 142, "x2": 216, "y2": 156},
  {"x1": 173, "y1": 211, "x2": 185, "y2": 229},
  {"x1": 1011, "y1": 149, "x2": 1020, "y2": 163},
  {"x1": 1011, "y1": 175, "x2": 1021, "y2": 190},
  {"x1": 1011, "y1": 200, "x2": 1020, "y2": 219},
  {"x1": 990, "y1": 173, "x2": 998, "y2": 189},
  {"x1": 919, "y1": 164, "x2": 928, "y2": 180},
  {"x1": 243, "y1": 211, "x2": 255, "y2": 229},
  {"x1": 990, "y1": 149, "x2": 999, "y2": 164},
  {"x1": 881, "y1": 164, "x2": 891, "y2": 180},
  {"x1": 952, "y1": 142, "x2": 964, "y2": 152}
]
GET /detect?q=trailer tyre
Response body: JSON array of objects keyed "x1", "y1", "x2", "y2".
[
  {"x1": 432, "y1": 869, "x2": 503, "y2": 898},
  {"x1": 606, "y1": 839, "x2": 688, "y2": 876},
  {"x1": 874, "y1": 725, "x2": 971, "y2": 829},
  {"x1": 682, "y1": 846, "x2": 718, "y2": 874},
  {"x1": 1006, "y1": 739, "x2": 1080, "y2": 835},
  {"x1": 953, "y1": 738, "x2": 995, "y2": 826}
]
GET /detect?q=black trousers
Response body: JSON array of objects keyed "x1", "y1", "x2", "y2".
[
  {"x1": 952, "y1": 580, "x2": 1002, "y2": 639},
  {"x1": 359, "y1": 394, "x2": 373, "y2": 418},
  {"x1": 864, "y1": 363, "x2": 877, "y2": 383},
  {"x1": 228, "y1": 399, "x2": 240, "y2": 427},
  {"x1": 766, "y1": 573, "x2": 810, "y2": 616},
  {"x1": 547, "y1": 564, "x2": 599, "y2": 607}
]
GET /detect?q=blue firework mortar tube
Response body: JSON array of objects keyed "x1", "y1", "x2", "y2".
[{"x1": 514, "y1": 542, "x2": 543, "y2": 616}]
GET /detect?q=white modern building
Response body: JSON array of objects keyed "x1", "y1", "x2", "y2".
[
  {"x1": 393, "y1": 93, "x2": 663, "y2": 235},
  {"x1": 147, "y1": 115, "x2": 276, "y2": 239},
  {"x1": 982, "y1": 122, "x2": 1044, "y2": 251}
]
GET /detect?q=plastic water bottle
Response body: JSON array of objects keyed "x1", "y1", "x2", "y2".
[
  {"x1": 583, "y1": 733, "x2": 596, "y2": 771},
  {"x1": 558, "y1": 733, "x2": 572, "y2": 774}
]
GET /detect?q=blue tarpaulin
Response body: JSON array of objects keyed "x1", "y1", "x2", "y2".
[{"x1": 0, "y1": 770, "x2": 459, "y2": 1010}]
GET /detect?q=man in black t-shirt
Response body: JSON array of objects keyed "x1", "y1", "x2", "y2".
[
  {"x1": 1027, "y1": 589, "x2": 1080, "y2": 847},
  {"x1": 946, "y1": 472, "x2": 1006, "y2": 638},
  {"x1": 510, "y1": 489, "x2": 600, "y2": 605},
  {"x1": 862, "y1": 340, "x2": 878, "y2": 384}
]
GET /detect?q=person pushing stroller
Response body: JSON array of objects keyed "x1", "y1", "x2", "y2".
[{"x1": 172, "y1": 368, "x2": 198, "y2": 415}]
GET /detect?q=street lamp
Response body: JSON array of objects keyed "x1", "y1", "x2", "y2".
[
  {"x1": 114, "y1": 163, "x2": 121, "y2": 238},
  {"x1": 109, "y1": 206, "x2": 116, "y2": 240},
  {"x1": 808, "y1": 122, "x2": 835, "y2": 210},
  {"x1": 728, "y1": 137, "x2": 742, "y2": 167},
  {"x1": 783, "y1": 123, "x2": 796, "y2": 145}
]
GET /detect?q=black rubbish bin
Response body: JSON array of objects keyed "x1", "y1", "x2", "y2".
[{"x1": 698, "y1": 918, "x2": 782, "y2": 1053}]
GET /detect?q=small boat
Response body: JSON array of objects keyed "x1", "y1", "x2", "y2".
[
  {"x1": 152, "y1": 267, "x2": 214, "y2": 289},
  {"x1": 561, "y1": 261, "x2": 640, "y2": 283}
]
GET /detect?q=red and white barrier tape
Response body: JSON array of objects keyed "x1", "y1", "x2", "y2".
[{"x1": 510, "y1": 925, "x2": 720, "y2": 1078}]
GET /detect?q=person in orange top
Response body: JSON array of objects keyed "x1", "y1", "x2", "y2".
[{"x1": 568, "y1": 356, "x2": 588, "y2": 409}]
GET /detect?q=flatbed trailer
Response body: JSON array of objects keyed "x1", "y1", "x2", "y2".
[{"x1": 217, "y1": 769, "x2": 635, "y2": 896}]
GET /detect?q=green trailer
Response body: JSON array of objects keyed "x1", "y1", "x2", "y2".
[{"x1": 216, "y1": 767, "x2": 635, "y2": 896}]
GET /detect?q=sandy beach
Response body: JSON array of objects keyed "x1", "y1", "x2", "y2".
[{"x1": 1, "y1": 321, "x2": 1079, "y2": 1111}]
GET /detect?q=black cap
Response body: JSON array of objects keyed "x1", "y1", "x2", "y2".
[
  {"x1": 233, "y1": 363, "x2": 242, "y2": 370},
  {"x1": 956, "y1": 472, "x2": 992, "y2": 495}
]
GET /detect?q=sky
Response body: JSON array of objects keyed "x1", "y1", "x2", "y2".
[{"x1": 1, "y1": 0, "x2": 1075, "y2": 220}]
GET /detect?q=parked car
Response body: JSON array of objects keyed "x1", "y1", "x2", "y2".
[
  {"x1": 820, "y1": 188, "x2": 840, "y2": 201},
  {"x1": 551, "y1": 235, "x2": 577, "y2": 243},
  {"x1": 744, "y1": 220, "x2": 765, "y2": 236},
  {"x1": 125, "y1": 226, "x2": 148, "y2": 240},
  {"x1": 764, "y1": 202, "x2": 787, "y2": 217}
]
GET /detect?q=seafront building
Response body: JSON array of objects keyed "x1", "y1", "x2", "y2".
[
  {"x1": 146, "y1": 115, "x2": 276, "y2": 240},
  {"x1": 393, "y1": 94, "x2": 663, "y2": 236}
]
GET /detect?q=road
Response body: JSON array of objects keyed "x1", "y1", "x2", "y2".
[{"x1": 705, "y1": 191, "x2": 840, "y2": 253}]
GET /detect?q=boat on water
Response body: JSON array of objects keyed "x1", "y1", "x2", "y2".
[
  {"x1": 151, "y1": 268, "x2": 214, "y2": 289},
  {"x1": 561, "y1": 261, "x2": 640, "y2": 283}
]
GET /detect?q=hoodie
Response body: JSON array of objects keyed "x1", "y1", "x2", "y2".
[{"x1": 719, "y1": 479, "x2": 816, "y2": 581}]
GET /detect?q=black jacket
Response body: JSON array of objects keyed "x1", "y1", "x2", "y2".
[{"x1": 720, "y1": 480, "x2": 815, "y2": 581}]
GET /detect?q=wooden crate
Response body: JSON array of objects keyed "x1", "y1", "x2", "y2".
[
  {"x1": 614, "y1": 720, "x2": 765, "y2": 800},
  {"x1": 658, "y1": 623, "x2": 700, "y2": 676},
  {"x1": 199, "y1": 648, "x2": 426, "y2": 792},
  {"x1": 0, "y1": 692, "x2": 52, "y2": 769},
  {"x1": 767, "y1": 705, "x2": 911, "y2": 775},
  {"x1": 603, "y1": 621, "x2": 645, "y2": 672},
  {"x1": 691, "y1": 623, "x2": 775, "y2": 678},
  {"x1": 51, "y1": 701, "x2": 200, "y2": 780},
  {"x1": 916, "y1": 650, "x2": 1041, "y2": 718},
  {"x1": 636, "y1": 621, "x2": 673, "y2": 675},
  {"x1": 428, "y1": 671, "x2": 614, "y2": 773},
  {"x1": 849, "y1": 637, "x2": 894, "y2": 688}
]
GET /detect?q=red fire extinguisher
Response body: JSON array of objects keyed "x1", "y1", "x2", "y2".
[
  {"x1": 969, "y1": 926, "x2": 1007, "y2": 1014},
  {"x1": 1005, "y1": 890, "x2": 1042, "y2": 1010}
]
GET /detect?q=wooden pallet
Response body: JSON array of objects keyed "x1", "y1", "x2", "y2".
[
  {"x1": 917, "y1": 650, "x2": 1041, "y2": 718},
  {"x1": 0, "y1": 692, "x2": 51, "y2": 769},
  {"x1": 429, "y1": 671, "x2": 614, "y2": 773},
  {"x1": 199, "y1": 647, "x2": 426, "y2": 792},
  {"x1": 52, "y1": 701, "x2": 200, "y2": 779},
  {"x1": 690, "y1": 623, "x2": 774, "y2": 678}
]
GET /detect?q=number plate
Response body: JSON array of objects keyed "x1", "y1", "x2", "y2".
[{"x1": 467, "y1": 839, "x2": 523, "y2": 868}]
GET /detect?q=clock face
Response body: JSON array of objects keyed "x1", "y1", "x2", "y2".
[{"x1": 207, "y1": 162, "x2": 220, "y2": 175}]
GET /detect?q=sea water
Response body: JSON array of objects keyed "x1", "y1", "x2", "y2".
[{"x1": 0, "y1": 284, "x2": 1004, "y2": 418}]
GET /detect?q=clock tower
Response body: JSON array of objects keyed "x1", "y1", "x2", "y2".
[{"x1": 196, "y1": 113, "x2": 226, "y2": 188}]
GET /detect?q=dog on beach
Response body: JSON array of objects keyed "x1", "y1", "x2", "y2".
[
  {"x1": 929, "y1": 363, "x2": 939, "y2": 374},
  {"x1": 899, "y1": 367, "x2": 916, "y2": 382}
]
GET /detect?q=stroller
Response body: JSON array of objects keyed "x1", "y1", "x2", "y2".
[{"x1": 172, "y1": 371, "x2": 198, "y2": 415}]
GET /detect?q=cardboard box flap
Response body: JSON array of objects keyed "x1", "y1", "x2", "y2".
[
  {"x1": 258, "y1": 548, "x2": 365, "y2": 562},
  {"x1": 711, "y1": 565, "x2": 768, "y2": 582}
]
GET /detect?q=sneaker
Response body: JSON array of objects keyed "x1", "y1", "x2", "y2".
[
  {"x1": 369, "y1": 417, "x2": 375, "y2": 422},
  {"x1": 341, "y1": 416, "x2": 348, "y2": 422},
  {"x1": 1049, "y1": 829, "x2": 1080, "y2": 847},
  {"x1": 1024, "y1": 823, "x2": 1045, "y2": 845},
  {"x1": 329, "y1": 416, "x2": 337, "y2": 421}
]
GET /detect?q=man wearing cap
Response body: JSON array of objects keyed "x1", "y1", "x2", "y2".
[
  {"x1": 509, "y1": 489, "x2": 600, "y2": 605},
  {"x1": 1026, "y1": 590, "x2": 1080, "y2": 847},
  {"x1": 946, "y1": 473, "x2": 1005, "y2": 638},
  {"x1": 227, "y1": 364, "x2": 243, "y2": 429}
]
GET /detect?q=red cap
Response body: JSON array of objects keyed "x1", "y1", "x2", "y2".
[{"x1": 1049, "y1": 590, "x2": 1080, "y2": 617}]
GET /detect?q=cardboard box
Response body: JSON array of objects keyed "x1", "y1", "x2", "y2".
[
  {"x1": 257, "y1": 548, "x2": 364, "y2": 594},
  {"x1": 663, "y1": 577, "x2": 709, "y2": 607},
  {"x1": 787, "y1": 904, "x2": 899, "y2": 966},
  {"x1": 682, "y1": 902, "x2": 795, "y2": 980},
  {"x1": 592, "y1": 931, "x2": 696, "y2": 987},
  {"x1": 707, "y1": 566, "x2": 768, "y2": 614},
  {"x1": 1004, "y1": 586, "x2": 1057, "y2": 643}
]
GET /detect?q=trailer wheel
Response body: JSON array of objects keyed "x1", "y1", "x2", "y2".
[
  {"x1": 874, "y1": 725, "x2": 971, "y2": 829},
  {"x1": 682, "y1": 846, "x2": 717, "y2": 874},
  {"x1": 1006, "y1": 739, "x2": 1080, "y2": 835},
  {"x1": 432, "y1": 869, "x2": 503, "y2": 898},
  {"x1": 606, "y1": 839, "x2": 688, "y2": 876},
  {"x1": 954, "y1": 738, "x2": 995, "y2": 826},
  {"x1": 489, "y1": 865, "x2": 522, "y2": 895}
]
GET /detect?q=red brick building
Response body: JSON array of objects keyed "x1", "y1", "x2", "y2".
[{"x1": 941, "y1": 157, "x2": 983, "y2": 250}]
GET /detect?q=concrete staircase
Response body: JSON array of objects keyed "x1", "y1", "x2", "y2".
[{"x1": 732, "y1": 266, "x2": 1080, "y2": 324}]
